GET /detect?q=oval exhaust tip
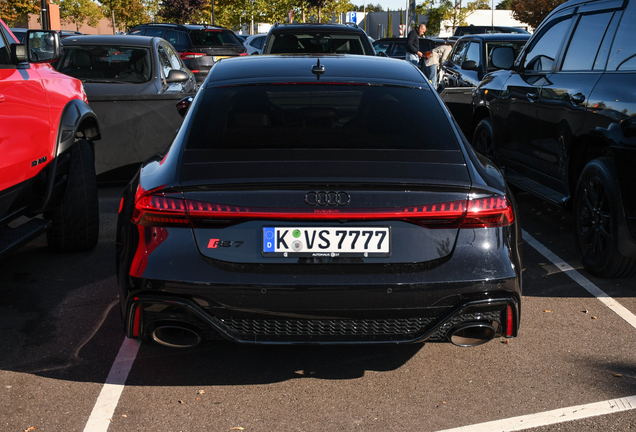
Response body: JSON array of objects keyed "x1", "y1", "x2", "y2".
[
  {"x1": 449, "y1": 323, "x2": 496, "y2": 347},
  {"x1": 152, "y1": 325, "x2": 201, "y2": 348}
]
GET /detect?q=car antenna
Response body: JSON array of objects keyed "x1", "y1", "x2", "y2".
[{"x1": 311, "y1": 58, "x2": 325, "y2": 80}]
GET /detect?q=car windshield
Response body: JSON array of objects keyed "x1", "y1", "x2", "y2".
[
  {"x1": 189, "y1": 30, "x2": 242, "y2": 46},
  {"x1": 55, "y1": 46, "x2": 151, "y2": 83},
  {"x1": 186, "y1": 84, "x2": 458, "y2": 151},
  {"x1": 266, "y1": 33, "x2": 370, "y2": 55}
]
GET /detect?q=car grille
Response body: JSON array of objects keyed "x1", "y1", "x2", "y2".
[{"x1": 218, "y1": 317, "x2": 434, "y2": 337}]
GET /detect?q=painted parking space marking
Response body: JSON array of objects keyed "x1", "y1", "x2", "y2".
[
  {"x1": 523, "y1": 230, "x2": 636, "y2": 330},
  {"x1": 83, "y1": 337, "x2": 141, "y2": 432},
  {"x1": 436, "y1": 395, "x2": 636, "y2": 432}
]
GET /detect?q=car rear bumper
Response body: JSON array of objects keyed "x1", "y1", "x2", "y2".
[{"x1": 123, "y1": 277, "x2": 520, "y2": 345}]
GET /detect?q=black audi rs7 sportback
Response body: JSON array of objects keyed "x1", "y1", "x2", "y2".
[{"x1": 115, "y1": 54, "x2": 522, "y2": 348}]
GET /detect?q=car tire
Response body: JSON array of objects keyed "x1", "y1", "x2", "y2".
[
  {"x1": 573, "y1": 158, "x2": 636, "y2": 278},
  {"x1": 46, "y1": 140, "x2": 99, "y2": 252},
  {"x1": 472, "y1": 118, "x2": 496, "y2": 161}
]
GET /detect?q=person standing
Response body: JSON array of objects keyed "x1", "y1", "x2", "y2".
[
  {"x1": 406, "y1": 23, "x2": 426, "y2": 67},
  {"x1": 423, "y1": 42, "x2": 452, "y2": 90}
]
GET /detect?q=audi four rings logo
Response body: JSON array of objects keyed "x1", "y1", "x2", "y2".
[{"x1": 304, "y1": 191, "x2": 351, "y2": 206}]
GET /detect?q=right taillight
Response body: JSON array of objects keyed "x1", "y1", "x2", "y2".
[{"x1": 460, "y1": 196, "x2": 514, "y2": 228}]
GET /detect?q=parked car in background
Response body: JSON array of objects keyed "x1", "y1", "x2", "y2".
[
  {"x1": 262, "y1": 23, "x2": 375, "y2": 55},
  {"x1": 1, "y1": 22, "x2": 101, "y2": 258},
  {"x1": 440, "y1": 33, "x2": 530, "y2": 137},
  {"x1": 55, "y1": 35, "x2": 196, "y2": 183},
  {"x1": 469, "y1": 0, "x2": 636, "y2": 278},
  {"x1": 451, "y1": 25, "x2": 530, "y2": 40},
  {"x1": 115, "y1": 54, "x2": 522, "y2": 349},
  {"x1": 244, "y1": 34, "x2": 266, "y2": 55},
  {"x1": 56, "y1": 35, "x2": 196, "y2": 94},
  {"x1": 373, "y1": 37, "x2": 448, "y2": 60},
  {"x1": 128, "y1": 23, "x2": 246, "y2": 82},
  {"x1": 11, "y1": 28, "x2": 84, "y2": 42}
]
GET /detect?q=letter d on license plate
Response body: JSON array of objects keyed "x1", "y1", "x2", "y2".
[{"x1": 262, "y1": 227, "x2": 390, "y2": 257}]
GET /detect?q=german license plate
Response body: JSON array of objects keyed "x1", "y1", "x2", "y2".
[{"x1": 262, "y1": 227, "x2": 390, "y2": 257}]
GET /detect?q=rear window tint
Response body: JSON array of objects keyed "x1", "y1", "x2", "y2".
[
  {"x1": 189, "y1": 30, "x2": 241, "y2": 46},
  {"x1": 186, "y1": 84, "x2": 459, "y2": 152},
  {"x1": 266, "y1": 33, "x2": 369, "y2": 55}
]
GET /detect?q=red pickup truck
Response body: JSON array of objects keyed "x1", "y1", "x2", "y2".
[{"x1": 0, "y1": 20, "x2": 101, "y2": 257}]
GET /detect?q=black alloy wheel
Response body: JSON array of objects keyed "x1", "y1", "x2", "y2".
[
  {"x1": 472, "y1": 118, "x2": 495, "y2": 161},
  {"x1": 573, "y1": 158, "x2": 636, "y2": 278}
]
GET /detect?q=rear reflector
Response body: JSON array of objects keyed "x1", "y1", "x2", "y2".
[
  {"x1": 506, "y1": 304, "x2": 514, "y2": 337},
  {"x1": 132, "y1": 194, "x2": 514, "y2": 229},
  {"x1": 239, "y1": 52, "x2": 248, "y2": 56}
]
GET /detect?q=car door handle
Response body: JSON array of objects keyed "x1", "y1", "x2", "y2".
[
  {"x1": 526, "y1": 92, "x2": 539, "y2": 102},
  {"x1": 0, "y1": 94, "x2": 4, "y2": 103},
  {"x1": 570, "y1": 92, "x2": 585, "y2": 105}
]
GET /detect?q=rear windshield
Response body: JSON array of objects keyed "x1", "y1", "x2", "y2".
[
  {"x1": 266, "y1": 33, "x2": 370, "y2": 55},
  {"x1": 55, "y1": 45, "x2": 151, "y2": 82},
  {"x1": 189, "y1": 29, "x2": 242, "y2": 46},
  {"x1": 186, "y1": 84, "x2": 459, "y2": 151}
]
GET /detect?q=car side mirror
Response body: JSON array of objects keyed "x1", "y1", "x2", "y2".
[
  {"x1": 377, "y1": 51, "x2": 388, "y2": 57},
  {"x1": 461, "y1": 60, "x2": 478, "y2": 70},
  {"x1": 22, "y1": 30, "x2": 62, "y2": 63},
  {"x1": 490, "y1": 46, "x2": 515, "y2": 70},
  {"x1": 176, "y1": 96, "x2": 193, "y2": 118},
  {"x1": 24, "y1": 30, "x2": 63, "y2": 63},
  {"x1": 166, "y1": 69, "x2": 189, "y2": 83}
]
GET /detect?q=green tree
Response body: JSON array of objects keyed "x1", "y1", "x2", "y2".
[
  {"x1": 510, "y1": 0, "x2": 566, "y2": 29},
  {"x1": 158, "y1": 0, "x2": 206, "y2": 24},
  {"x1": 496, "y1": 0, "x2": 514, "y2": 10},
  {"x1": 0, "y1": 0, "x2": 39, "y2": 26},
  {"x1": 59, "y1": 0, "x2": 104, "y2": 30}
]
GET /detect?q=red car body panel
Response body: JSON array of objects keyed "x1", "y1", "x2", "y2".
[{"x1": 0, "y1": 22, "x2": 87, "y2": 192}]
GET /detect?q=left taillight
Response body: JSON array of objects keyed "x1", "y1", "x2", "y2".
[{"x1": 132, "y1": 195, "x2": 189, "y2": 227}]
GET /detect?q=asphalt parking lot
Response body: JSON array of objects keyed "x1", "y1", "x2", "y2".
[{"x1": 1, "y1": 186, "x2": 635, "y2": 432}]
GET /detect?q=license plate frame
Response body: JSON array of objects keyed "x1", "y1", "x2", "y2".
[{"x1": 262, "y1": 226, "x2": 391, "y2": 258}]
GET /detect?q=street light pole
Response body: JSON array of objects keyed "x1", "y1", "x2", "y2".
[{"x1": 40, "y1": 0, "x2": 49, "y2": 30}]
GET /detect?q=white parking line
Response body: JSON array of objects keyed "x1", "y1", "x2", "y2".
[
  {"x1": 83, "y1": 337, "x2": 141, "y2": 432},
  {"x1": 436, "y1": 395, "x2": 636, "y2": 432},
  {"x1": 523, "y1": 230, "x2": 636, "y2": 330}
]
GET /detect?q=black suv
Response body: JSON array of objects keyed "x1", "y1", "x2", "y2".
[
  {"x1": 262, "y1": 23, "x2": 375, "y2": 55},
  {"x1": 469, "y1": 0, "x2": 636, "y2": 278},
  {"x1": 128, "y1": 23, "x2": 246, "y2": 82},
  {"x1": 451, "y1": 25, "x2": 530, "y2": 40}
]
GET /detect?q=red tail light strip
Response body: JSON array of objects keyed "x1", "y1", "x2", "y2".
[
  {"x1": 133, "y1": 195, "x2": 513, "y2": 228},
  {"x1": 506, "y1": 304, "x2": 514, "y2": 337},
  {"x1": 180, "y1": 52, "x2": 206, "y2": 59}
]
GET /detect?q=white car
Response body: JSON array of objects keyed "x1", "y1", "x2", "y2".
[{"x1": 244, "y1": 34, "x2": 266, "y2": 55}]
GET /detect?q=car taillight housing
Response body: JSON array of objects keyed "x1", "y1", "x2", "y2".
[
  {"x1": 180, "y1": 52, "x2": 206, "y2": 59},
  {"x1": 132, "y1": 194, "x2": 513, "y2": 228}
]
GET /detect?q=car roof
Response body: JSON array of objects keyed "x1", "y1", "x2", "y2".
[
  {"x1": 374, "y1": 37, "x2": 446, "y2": 42},
  {"x1": 454, "y1": 33, "x2": 531, "y2": 42},
  {"x1": 270, "y1": 23, "x2": 367, "y2": 33},
  {"x1": 61, "y1": 35, "x2": 156, "y2": 46},
  {"x1": 131, "y1": 23, "x2": 231, "y2": 32},
  {"x1": 205, "y1": 54, "x2": 427, "y2": 88}
]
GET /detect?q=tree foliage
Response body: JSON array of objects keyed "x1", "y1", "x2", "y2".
[
  {"x1": 496, "y1": 0, "x2": 514, "y2": 10},
  {"x1": 158, "y1": 0, "x2": 207, "y2": 24},
  {"x1": 59, "y1": 0, "x2": 103, "y2": 30},
  {"x1": 0, "y1": 0, "x2": 39, "y2": 25},
  {"x1": 510, "y1": 0, "x2": 566, "y2": 29},
  {"x1": 416, "y1": 0, "x2": 487, "y2": 35}
]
